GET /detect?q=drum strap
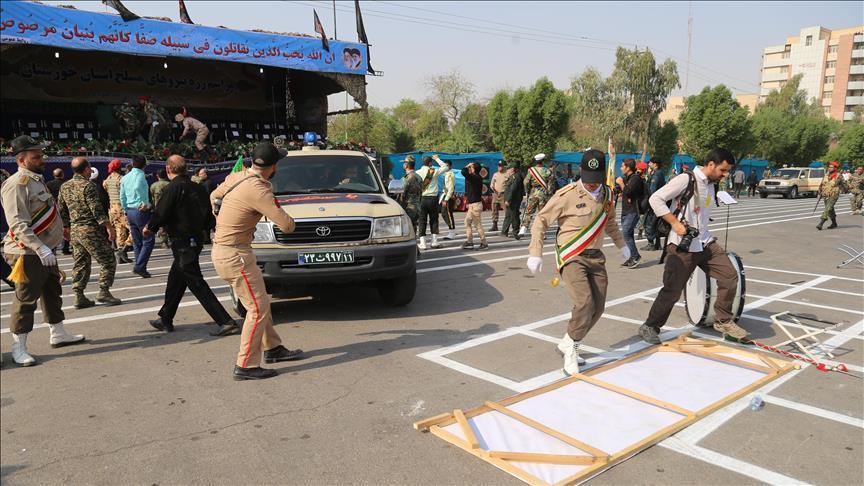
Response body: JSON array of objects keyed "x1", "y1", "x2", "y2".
[{"x1": 660, "y1": 173, "x2": 697, "y2": 264}]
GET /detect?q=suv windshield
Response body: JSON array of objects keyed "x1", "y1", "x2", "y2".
[
  {"x1": 271, "y1": 154, "x2": 382, "y2": 195},
  {"x1": 776, "y1": 169, "x2": 801, "y2": 179}
]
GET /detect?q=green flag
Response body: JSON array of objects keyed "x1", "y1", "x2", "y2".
[{"x1": 231, "y1": 156, "x2": 244, "y2": 173}]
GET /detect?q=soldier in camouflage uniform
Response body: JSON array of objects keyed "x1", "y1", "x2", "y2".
[
  {"x1": 519, "y1": 153, "x2": 555, "y2": 236},
  {"x1": 113, "y1": 102, "x2": 142, "y2": 142},
  {"x1": 400, "y1": 155, "x2": 422, "y2": 236},
  {"x1": 139, "y1": 96, "x2": 168, "y2": 144},
  {"x1": 104, "y1": 159, "x2": 132, "y2": 263},
  {"x1": 58, "y1": 157, "x2": 122, "y2": 308},
  {"x1": 150, "y1": 169, "x2": 170, "y2": 247},
  {"x1": 816, "y1": 161, "x2": 847, "y2": 231},
  {"x1": 849, "y1": 166, "x2": 863, "y2": 215}
]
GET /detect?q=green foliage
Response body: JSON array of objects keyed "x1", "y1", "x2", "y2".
[
  {"x1": 488, "y1": 78, "x2": 568, "y2": 163},
  {"x1": 751, "y1": 75, "x2": 838, "y2": 166},
  {"x1": 326, "y1": 106, "x2": 401, "y2": 153},
  {"x1": 824, "y1": 123, "x2": 864, "y2": 166},
  {"x1": 612, "y1": 47, "x2": 680, "y2": 156},
  {"x1": 413, "y1": 107, "x2": 450, "y2": 151},
  {"x1": 677, "y1": 85, "x2": 754, "y2": 162},
  {"x1": 652, "y1": 120, "x2": 679, "y2": 166},
  {"x1": 568, "y1": 67, "x2": 628, "y2": 150}
]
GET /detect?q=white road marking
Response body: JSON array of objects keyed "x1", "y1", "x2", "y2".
[{"x1": 761, "y1": 395, "x2": 863, "y2": 428}]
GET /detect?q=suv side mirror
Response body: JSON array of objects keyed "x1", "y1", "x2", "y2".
[
  {"x1": 800, "y1": 174, "x2": 807, "y2": 179},
  {"x1": 387, "y1": 179, "x2": 404, "y2": 195}
]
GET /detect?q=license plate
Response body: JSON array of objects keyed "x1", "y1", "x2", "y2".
[{"x1": 298, "y1": 250, "x2": 355, "y2": 265}]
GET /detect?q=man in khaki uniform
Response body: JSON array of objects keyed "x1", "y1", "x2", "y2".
[
  {"x1": 526, "y1": 149, "x2": 629, "y2": 375},
  {"x1": 2, "y1": 136, "x2": 85, "y2": 367},
  {"x1": 210, "y1": 142, "x2": 303, "y2": 380},
  {"x1": 489, "y1": 160, "x2": 507, "y2": 232},
  {"x1": 175, "y1": 113, "x2": 210, "y2": 152},
  {"x1": 104, "y1": 159, "x2": 132, "y2": 263}
]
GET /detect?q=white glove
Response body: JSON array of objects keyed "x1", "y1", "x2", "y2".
[
  {"x1": 36, "y1": 244, "x2": 57, "y2": 267},
  {"x1": 621, "y1": 245, "x2": 631, "y2": 261},
  {"x1": 527, "y1": 256, "x2": 543, "y2": 275}
]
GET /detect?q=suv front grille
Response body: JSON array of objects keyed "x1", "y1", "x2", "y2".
[
  {"x1": 764, "y1": 181, "x2": 780, "y2": 186},
  {"x1": 273, "y1": 219, "x2": 372, "y2": 244}
]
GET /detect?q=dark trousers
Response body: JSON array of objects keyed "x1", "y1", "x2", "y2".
[
  {"x1": 644, "y1": 208, "x2": 658, "y2": 246},
  {"x1": 418, "y1": 196, "x2": 440, "y2": 236},
  {"x1": 645, "y1": 242, "x2": 738, "y2": 329},
  {"x1": 621, "y1": 211, "x2": 640, "y2": 259},
  {"x1": 158, "y1": 242, "x2": 232, "y2": 325},
  {"x1": 127, "y1": 209, "x2": 155, "y2": 273},
  {"x1": 501, "y1": 205, "x2": 521, "y2": 235},
  {"x1": 441, "y1": 199, "x2": 456, "y2": 230},
  {"x1": 3, "y1": 254, "x2": 65, "y2": 334}
]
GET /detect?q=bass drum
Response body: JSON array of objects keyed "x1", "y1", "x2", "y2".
[{"x1": 684, "y1": 252, "x2": 746, "y2": 327}]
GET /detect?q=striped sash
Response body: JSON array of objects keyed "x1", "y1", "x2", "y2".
[
  {"x1": 555, "y1": 186, "x2": 612, "y2": 271},
  {"x1": 7, "y1": 202, "x2": 58, "y2": 243},
  {"x1": 528, "y1": 166, "x2": 548, "y2": 191}
]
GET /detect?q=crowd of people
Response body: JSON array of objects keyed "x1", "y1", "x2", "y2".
[{"x1": 1, "y1": 133, "x2": 861, "y2": 379}]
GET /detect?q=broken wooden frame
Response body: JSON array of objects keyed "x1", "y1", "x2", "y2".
[
  {"x1": 414, "y1": 334, "x2": 796, "y2": 485},
  {"x1": 771, "y1": 311, "x2": 843, "y2": 361}
]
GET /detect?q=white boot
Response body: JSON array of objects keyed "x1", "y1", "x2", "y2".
[
  {"x1": 418, "y1": 236, "x2": 427, "y2": 250},
  {"x1": 518, "y1": 226, "x2": 528, "y2": 236},
  {"x1": 445, "y1": 230, "x2": 456, "y2": 240},
  {"x1": 430, "y1": 233, "x2": 441, "y2": 248},
  {"x1": 49, "y1": 322, "x2": 86, "y2": 348},
  {"x1": 557, "y1": 333, "x2": 586, "y2": 365},
  {"x1": 11, "y1": 333, "x2": 36, "y2": 367}
]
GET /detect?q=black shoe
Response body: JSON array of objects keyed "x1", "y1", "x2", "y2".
[
  {"x1": 461, "y1": 242, "x2": 474, "y2": 250},
  {"x1": 134, "y1": 269, "x2": 152, "y2": 278},
  {"x1": 816, "y1": 219, "x2": 825, "y2": 230},
  {"x1": 641, "y1": 244, "x2": 656, "y2": 251},
  {"x1": 149, "y1": 318, "x2": 174, "y2": 332},
  {"x1": 828, "y1": 219, "x2": 838, "y2": 229},
  {"x1": 490, "y1": 225, "x2": 499, "y2": 232},
  {"x1": 501, "y1": 231, "x2": 509, "y2": 237},
  {"x1": 263, "y1": 345, "x2": 304, "y2": 364},
  {"x1": 621, "y1": 257, "x2": 634, "y2": 267},
  {"x1": 233, "y1": 365, "x2": 278, "y2": 381},
  {"x1": 627, "y1": 256, "x2": 641, "y2": 269},
  {"x1": 513, "y1": 234, "x2": 521, "y2": 241},
  {"x1": 210, "y1": 320, "x2": 240, "y2": 337},
  {"x1": 478, "y1": 243, "x2": 488, "y2": 250},
  {"x1": 639, "y1": 324, "x2": 662, "y2": 345},
  {"x1": 62, "y1": 249, "x2": 72, "y2": 255}
]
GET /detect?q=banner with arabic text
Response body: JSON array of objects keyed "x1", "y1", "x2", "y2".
[{"x1": 0, "y1": 1, "x2": 368, "y2": 75}]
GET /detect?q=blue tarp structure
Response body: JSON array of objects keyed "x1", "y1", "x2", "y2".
[
  {"x1": 383, "y1": 151, "x2": 777, "y2": 192},
  {"x1": 0, "y1": 1, "x2": 369, "y2": 75}
]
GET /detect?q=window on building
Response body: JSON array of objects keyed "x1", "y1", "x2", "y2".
[
  {"x1": 805, "y1": 35, "x2": 813, "y2": 46},
  {"x1": 779, "y1": 66, "x2": 789, "y2": 73},
  {"x1": 851, "y1": 74, "x2": 864, "y2": 82},
  {"x1": 782, "y1": 51, "x2": 791, "y2": 59},
  {"x1": 854, "y1": 42, "x2": 864, "y2": 50},
  {"x1": 823, "y1": 91, "x2": 832, "y2": 99},
  {"x1": 826, "y1": 61, "x2": 836, "y2": 69},
  {"x1": 823, "y1": 106, "x2": 831, "y2": 114},
  {"x1": 827, "y1": 45, "x2": 839, "y2": 53},
  {"x1": 824, "y1": 75, "x2": 835, "y2": 84}
]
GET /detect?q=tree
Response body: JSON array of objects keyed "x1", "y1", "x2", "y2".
[
  {"x1": 424, "y1": 68, "x2": 475, "y2": 125},
  {"x1": 326, "y1": 107, "x2": 400, "y2": 153},
  {"x1": 413, "y1": 106, "x2": 449, "y2": 150},
  {"x1": 652, "y1": 120, "x2": 679, "y2": 166},
  {"x1": 611, "y1": 47, "x2": 680, "y2": 160},
  {"x1": 488, "y1": 78, "x2": 568, "y2": 163},
  {"x1": 568, "y1": 67, "x2": 629, "y2": 152},
  {"x1": 824, "y1": 123, "x2": 864, "y2": 166},
  {"x1": 677, "y1": 85, "x2": 753, "y2": 162},
  {"x1": 392, "y1": 98, "x2": 424, "y2": 133},
  {"x1": 751, "y1": 75, "x2": 837, "y2": 166}
]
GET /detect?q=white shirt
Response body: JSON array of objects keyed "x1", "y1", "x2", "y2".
[
  {"x1": 415, "y1": 159, "x2": 451, "y2": 197},
  {"x1": 649, "y1": 167, "x2": 715, "y2": 252}
]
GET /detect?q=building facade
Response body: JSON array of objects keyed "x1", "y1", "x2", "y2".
[
  {"x1": 760, "y1": 25, "x2": 864, "y2": 122},
  {"x1": 659, "y1": 93, "x2": 759, "y2": 125}
]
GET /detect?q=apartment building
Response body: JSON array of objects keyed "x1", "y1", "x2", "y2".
[
  {"x1": 760, "y1": 25, "x2": 864, "y2": 122},
  {"x1": 658, "y1": 93, "x2": 759, "y2": 124}
]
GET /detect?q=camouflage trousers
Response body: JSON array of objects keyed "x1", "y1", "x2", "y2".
[
  {"x1": 520, "y1": 193, "x2": 549, "y2": 228},
  {"x1": 71, "y1": 226, "x2": 117, "y2": 293},
  {"x1": 852, "y1": 192, "x2": 863, "y2": 212},
  {"x1": 820, "y1": 195, "x2": 838, "y2": 221},
  {"x1": 109, "y1": 204, "x2": 132, "y2": 250}
]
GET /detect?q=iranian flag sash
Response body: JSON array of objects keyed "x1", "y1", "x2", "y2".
[
  {"x1": 555, "y1": 186, "x2": 612, "y2": 271},
  {"x1": 7, "y1": 202, "x2": 58, "y2": 244},
  {"x1": 528, "y1": 166, "x2": 548, "y2": 191}
]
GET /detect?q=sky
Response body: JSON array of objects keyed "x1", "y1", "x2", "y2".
[{"x1": 46, "y1": 0, "x2": 864, "y2": 112}]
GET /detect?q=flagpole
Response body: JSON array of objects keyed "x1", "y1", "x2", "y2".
[{"x1": 333, "y1": 0, "x2": 337, "y2": 39}]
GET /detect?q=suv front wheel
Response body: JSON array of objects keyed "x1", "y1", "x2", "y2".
[
  {"x1": 786, "y1": 186, "x2": 798, "y2": 199},
  {"x1": 378, "y1": 271, "x2": 417, "y2": 307}
]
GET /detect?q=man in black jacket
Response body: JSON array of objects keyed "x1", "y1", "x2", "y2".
[
  {"x1": 617, "y1": 158, "x2": 644, "y2": 268},
  {"x1": 460, "y1": 162, "x2": 488, "y2": 250},
  {"x1": 142, "y1": 155, "x2": 239, "y2": 336}
]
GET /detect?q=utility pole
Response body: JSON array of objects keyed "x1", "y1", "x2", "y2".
[
  {"x1": 333, "y1": 0, "x2": 337, "y2": 39},
  {"x1": 685, "y1": 1, "x2": 693, "y2": 96}
]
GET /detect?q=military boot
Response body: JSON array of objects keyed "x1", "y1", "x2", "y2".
[
  {"x1": 816, "y1": 218, "x2": 826, "y2": 230},
  {"x1": 74, "y1": 291, "x2": 95, "y2": 309},
  {"x1": 828, "y1": 217, "x2": 838, "y2": 229},
  {"x1": 96, "y1": 288, "x2": 122, "y2": 306}
]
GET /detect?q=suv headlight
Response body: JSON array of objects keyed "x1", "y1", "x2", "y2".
[
  {"x1": 372, "y1": 216, "x2": 408, "y2": 239},
  {"x1": 253, "y1": 222, "x2": 275, "y2": 243}
]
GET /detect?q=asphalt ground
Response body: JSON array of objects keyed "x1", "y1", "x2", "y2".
[{"x1": 1, "y1": 193, "x2": 863, "y2": 485}]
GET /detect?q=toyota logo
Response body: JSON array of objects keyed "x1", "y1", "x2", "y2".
[{"x1": 315, "y1": 226, "x2": 332, "y2": 237}]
